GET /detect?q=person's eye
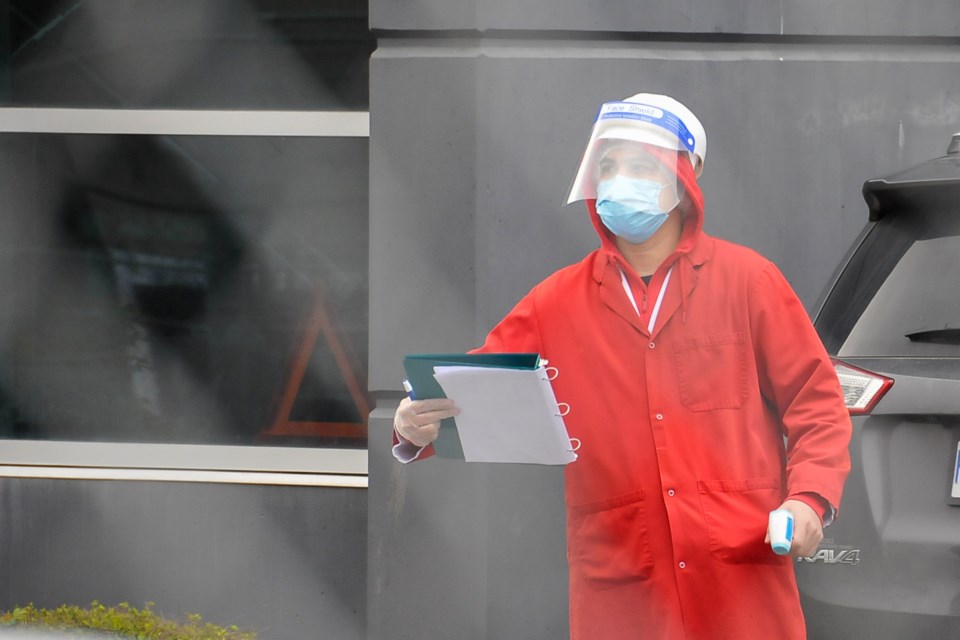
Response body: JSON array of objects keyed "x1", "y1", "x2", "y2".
[{"x1": 597, "y1": 163, "x2": 615, "y2": 178}]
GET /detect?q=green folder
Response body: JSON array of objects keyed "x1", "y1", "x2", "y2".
[{"x1": 402, "y1": 353, "x2": 543, "y2": 459}]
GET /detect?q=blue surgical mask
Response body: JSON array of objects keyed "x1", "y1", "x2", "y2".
[{"x1": 596, "y1": 176, "x2": 670, "y2": 244}]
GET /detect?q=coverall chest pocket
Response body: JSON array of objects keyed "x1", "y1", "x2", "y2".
[
  {"x1": 673, "y1": 331, "x2": 747, "y2": 411},
  {"x1": 568, "y1": 490, "x2": 654, "y2": 591}
]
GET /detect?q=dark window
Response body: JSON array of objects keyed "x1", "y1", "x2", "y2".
[
  {"x1": 0, "y1": 1, "x2": 372, "y2": 449},
  {"x1": 0, "y1": 132, "x2": 368, "y2": 448},
  {"x1": 816, "y1": 200, "x2": 960, "y2": 358},
  {"x1": 3, "y1": 0, "x2": 374, "y2": 109}
]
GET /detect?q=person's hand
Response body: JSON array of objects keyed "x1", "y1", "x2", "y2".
[
  {"x1": 765, "y1": 499, "x2": 823, "y2": 557},
  {"x1": 393, "y1": 396, "x2": 459, "y2": 447}
]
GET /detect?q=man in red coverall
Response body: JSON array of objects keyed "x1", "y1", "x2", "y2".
[{"x1": 392, "y1": 93, "x2": 852, "y2": 639}]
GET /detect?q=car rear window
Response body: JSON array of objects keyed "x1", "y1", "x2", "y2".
[{"x1": 817, "y1": 200, "x2": 960, "y2": 357}]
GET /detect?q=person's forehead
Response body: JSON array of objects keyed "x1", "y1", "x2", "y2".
[{"x1": 598, "y1": 140, "x2": 669, "y2": 162}]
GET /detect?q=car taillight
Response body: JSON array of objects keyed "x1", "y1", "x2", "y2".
[{"x1": 832, "y1": 358, "x2": 894, "y2": 415}]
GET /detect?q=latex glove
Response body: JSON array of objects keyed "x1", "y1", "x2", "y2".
[
  {"x1": 393, "y1": 396, "x2": 459, "y2": 447},
  {"x1": 765, "y1": 499, "x2": 823, "y2": 557}
]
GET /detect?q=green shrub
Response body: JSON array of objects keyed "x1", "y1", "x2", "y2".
[{"x1": 0, "y1": 601, "x2": 256, "y2": 639}]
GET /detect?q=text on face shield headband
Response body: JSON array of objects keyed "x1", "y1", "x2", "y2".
[{"x1": 596, "y1": 102, "x2": 697, "y2": 153}]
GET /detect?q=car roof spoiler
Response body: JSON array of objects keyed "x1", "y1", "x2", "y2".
[{"x1": 862, "y1": 131, "x2": 960, "y2": 221}]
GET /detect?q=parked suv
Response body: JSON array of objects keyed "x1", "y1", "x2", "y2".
[{"x1": 796, "y1": 133, "x2": 960, "y2": 638}]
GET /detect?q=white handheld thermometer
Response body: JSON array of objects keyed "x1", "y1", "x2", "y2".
[{"x1": 768, "y1": 509, "x2": 794, "y2": 555}]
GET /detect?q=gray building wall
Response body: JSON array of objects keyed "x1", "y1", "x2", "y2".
[
  {"x1": 367, "y1": 2, "x2": 960, "y2": 638},
  {"x1": 0, "y1": 478, "x2": 366, "y2": 640}
]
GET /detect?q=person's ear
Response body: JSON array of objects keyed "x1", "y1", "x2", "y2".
[{"x1": 675, "y1": 190, "x2": 693, "y2": 216}]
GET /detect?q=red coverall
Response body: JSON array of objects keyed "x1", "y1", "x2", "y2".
[{"x1": 400, "y1": 157, "x2": 852, "y2": 638}]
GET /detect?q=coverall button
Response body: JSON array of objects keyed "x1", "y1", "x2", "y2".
[
  {"x1": 648, "y1": 342, "x2": 655, "y2": 349},
  {"x1": 667, "y1": 489, "x2": 675, "y2": 496},
  {"x1": 655, "y1": 413, "x2": 664, "y2": 421},
  {"x1": 678, "y1": 561, "x2": 686, "y2": 569}
]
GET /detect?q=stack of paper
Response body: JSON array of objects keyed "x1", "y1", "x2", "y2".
[{"x1": 403, "y1": 353, "x2": 576, "y2": 465}]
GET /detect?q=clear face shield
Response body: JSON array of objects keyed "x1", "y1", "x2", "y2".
[
  {"x1": 591, "y1": 141, "x2": 682, "y2": 214},
  {"x1": 565, "y1": 100, "x2": 699, "y2": 213}
]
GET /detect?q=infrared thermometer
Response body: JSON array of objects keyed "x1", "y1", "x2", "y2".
[{"x1": 768, "y1": 509, "x2": 794, "y2": 556}]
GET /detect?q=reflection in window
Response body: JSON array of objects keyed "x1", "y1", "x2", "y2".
[
  {"x1": 3, "y1": 0, "x2": 373, "y2": 109},
  {"x1": 839, "y1": 236, "x2": 960, "y2": 358},
  {"x1": 0, "y1": 133, "x2": 368, "y2": 447}
]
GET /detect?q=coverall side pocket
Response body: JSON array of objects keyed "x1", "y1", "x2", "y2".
[
  {"x1": 568, "y1": 490, "x2": 654, "y2": 590},
  {"x1": 673, "y1": 331, "x2": 748, "y2": 412},
  {"x1": 698, "y1": 477, "x2": 786, "y2": 565}
]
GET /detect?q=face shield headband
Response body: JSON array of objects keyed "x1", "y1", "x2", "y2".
[{"x1": 600, "y1": 101, "x2": 697, "y2": 154}]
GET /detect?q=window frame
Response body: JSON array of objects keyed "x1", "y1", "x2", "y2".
[{"x1": 0, "y1": 107, "x2": 370, "y2": 485}]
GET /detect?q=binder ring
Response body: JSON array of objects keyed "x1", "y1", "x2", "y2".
[
  {"x1": 556, "y1": 402, "x2": 571, "y2": 417},
  {"x1": 569, "y1": 438, "x2": 581, "y2": 452},
  {"x1": 544, "y1": 366, "x2": 559, "y2": 381}
]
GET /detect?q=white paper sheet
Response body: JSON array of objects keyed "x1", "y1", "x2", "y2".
[
  {"x1": 432, "y1": 365, "x2": 577, "y2": 465},
  {"x1": 953, "y1": 440, "x2": 960, "y2": 499}
]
